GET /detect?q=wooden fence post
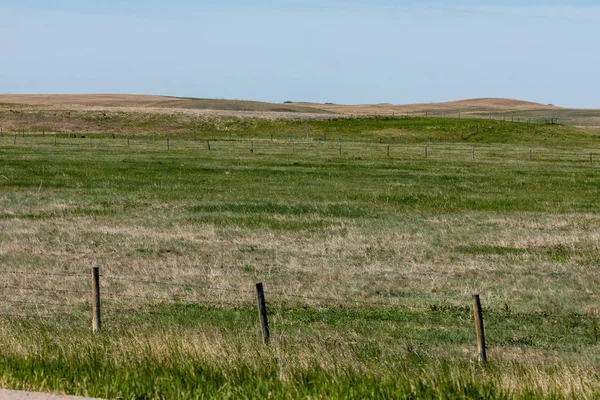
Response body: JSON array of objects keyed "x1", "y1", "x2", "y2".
[
  {"x1": 250, "y1": 141, "x2": 254, "y2": 153},
  {"x1": 472, "y1": 146, "x2": 475, "y2": 161},
  {"x1": 338, "y1": 141, "x2": 342, "y2": 156},
  {"x1": 591, "y1": 152, "x2": 593, "y2": 165},
  {"x1": 292, "y1": 140, "x2": 295, "y2": 154},
  {"x1": 13, "y1": 134, "x2": 16, "y2": 144},
  {"x1": 472, "y1": 294, "x2": 486, "y2": 362},
  {"x1": 54, "y1": 134, "x2": 57, "y2": 146},
  {"x1": 424, "y1": 144, "x2": 428, "y2": 159},
  {"x1": 255, "y1": 282, "x2": 270, "y2": 344},
  {"x1": 387, "y1": 145, "x2": 390, "y2": 157},
  {"x1": 207, "y1": 140, "x2": 211, "y2": 151},
  {"x1": 92, "y1": 267, "x2": 101, "y2": 333},
  {"x1": 530, "y1": 148, "x2": 532, "y2": 161},
  {"x1": 167, "y1": 136, "x2": 170, "y2": 150}
]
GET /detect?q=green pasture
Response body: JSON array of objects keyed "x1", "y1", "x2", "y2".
[{"x1": 0, "y1": 117, "x2": 599, "y2": 398}]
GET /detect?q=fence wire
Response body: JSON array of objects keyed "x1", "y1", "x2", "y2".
[
  {"x1": 1, "y1": 270, "x2": 599, "y2": 355},
  {"x1": 2, "y1": 134, "x2": 597, "y2": 168}
]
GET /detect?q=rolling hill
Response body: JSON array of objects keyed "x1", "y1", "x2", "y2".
[{"x1": 1, "y1": 94, "x2": 599, "y2": 126}]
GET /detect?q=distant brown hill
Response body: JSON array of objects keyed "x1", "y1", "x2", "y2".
[
  {"x1": 0, "y1": 94, "x2": 555, "y2": 114},
  {"x1": 298, "y1": 98, "x2": 560, "y2": 116},
  {"x1": 1, "y1": 94, "x2": 599, "y2": 127},
  {"x1": 299, "y1": 98, "x2": 599, "y2": 127},
  {"x1": 0, "y1": 94, "x2": 331, "y2": 115}
]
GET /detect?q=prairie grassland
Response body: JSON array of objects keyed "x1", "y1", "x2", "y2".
[
  {"x1": 1, "y1": 102, "x2": 597, "y2": 140},
  {"x1": 0, "y1": 118, "x2": 600, "y2": 398},
  {"x1": 4, "y1": 94, "x2": 600, "y2": 127}
]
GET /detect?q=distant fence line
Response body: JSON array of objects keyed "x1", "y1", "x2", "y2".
[
  {"x1": 1, "y1": 131, "x2": 597, "y2": 166},
  {"x1": 388, "y1": 112, "x2": 600, "y2": 128}
]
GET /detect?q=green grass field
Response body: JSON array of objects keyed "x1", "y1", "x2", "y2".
[{"x1": 1, "y1": 116, "x2": 600, "y2": 399}]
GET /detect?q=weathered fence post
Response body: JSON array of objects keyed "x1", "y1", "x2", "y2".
[
  {"x1": 530, "y1": 148, "x2": 532, "y2": 161},
  {"x1": 13, "y1": 134, "x2": 16, "y2": 144},
  {"x1": 207, "y1": 140, "x2": 211, "y2": 151},
  {"x1": 472, "y1": 294, "x2": 486, "y2": 362},
  {"x1": 338, "y1": 141, "x2": 342, "y2": 156},
  {"x1": 54, "y1": 134, "x2": 57, "y2": 146},
  {"x1": 92, "y1": 267, "x2": 101, "y2": 333},
  {"x1": 250, "y1": 141, "x2": 254, "y2": 153},
  {"x1": 424, "y1": 144, "x2": 428, "y2": 159},
  {"x1": 167, "y1": 136, "x2": 170, "y2": 150},
  {"x1": 255, "y1": 282, "x2": 270, "y2": 344},
  {"x1": 387, "y1": 145, "x2": 390, "y2": 157},
  {"x1": 472, "y1": 146, "x2": 475, "y2": 161},
  {"x1": 591, "y1": 152, "x2": 593, "y2": 165}
]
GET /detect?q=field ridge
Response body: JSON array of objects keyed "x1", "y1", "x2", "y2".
[{"x1": 3, "y1": 94, "x2": 600, "y2": 126}]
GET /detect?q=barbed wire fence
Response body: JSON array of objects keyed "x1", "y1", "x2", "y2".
[{"x1": 1, "y1": 267, "x2": 599, "y2": 362}]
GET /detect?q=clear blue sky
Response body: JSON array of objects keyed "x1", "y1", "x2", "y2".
[{"x1": 1, "y1": 1, "x2": 598, "y2": 107}]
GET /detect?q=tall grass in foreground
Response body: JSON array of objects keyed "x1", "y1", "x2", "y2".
[{"x1": 0, "y1": 320, "x2": 597, "y2": 399}]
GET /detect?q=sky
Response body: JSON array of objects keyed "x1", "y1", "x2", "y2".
[{"x1": 0, "y1": 1, "x2": 598, "y2": 107}]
